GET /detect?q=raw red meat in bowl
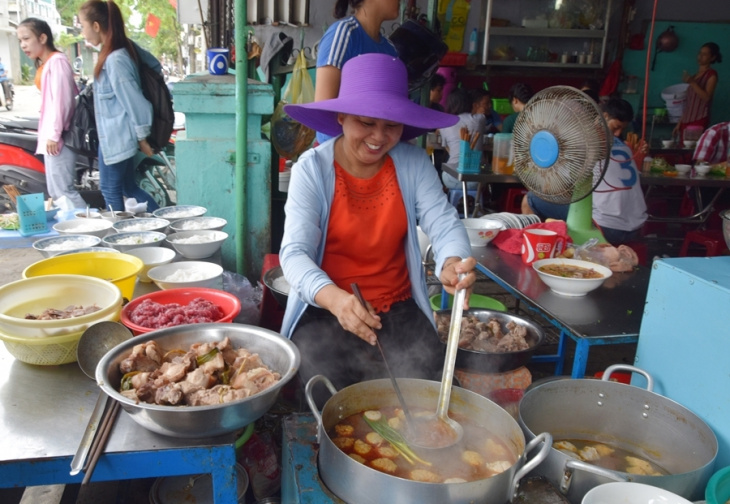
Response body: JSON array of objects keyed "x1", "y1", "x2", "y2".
[{"x1": 121, "y1": 288, "x2": 241, "y2": 335}]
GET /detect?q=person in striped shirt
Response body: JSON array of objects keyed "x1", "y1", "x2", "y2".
[
  {"x1": 314, "y1": 0, "x2": 400, "y2": 143},
  {"x1": 674, "y1": 42, "x2": 722, "y2": 140}
]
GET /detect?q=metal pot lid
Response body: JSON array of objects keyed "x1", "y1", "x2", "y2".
[{"x1": 150, "y1": 463, "x2": 249, "y2": 504}]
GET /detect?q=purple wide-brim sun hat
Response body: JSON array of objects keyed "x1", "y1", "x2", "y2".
[{"x1": 284, "y1": 54, "x2": 458, "y2": 141}]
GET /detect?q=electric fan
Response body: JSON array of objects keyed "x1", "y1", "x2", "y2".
[{"x1": 513, "y1": 86, "x2": 612, "y2": 245}]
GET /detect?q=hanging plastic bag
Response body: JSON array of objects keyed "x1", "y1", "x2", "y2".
[{"x1": 270, "y1": 50, "x2": 315, "y2": 160}]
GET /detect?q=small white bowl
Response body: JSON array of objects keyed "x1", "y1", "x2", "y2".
[
  {"x1": 674, "y1": 163, "x2": 691, "y2": 175},
  {"x1": 32, "y1": 234, "x2": 102, "y2": 258},
  {"x1": 462, "y1": 218, "x2": 504, "y2": 247},
  {"x1": 102, "y1": 231, "x2": 167, "y2": 252},
  {"x1": 125, "y1": 246, "x2": 176, "y2": 282},
  {"x1": 53, "y1": 218, "x2": 114, "y2": 239},
  {"x1": 661, "y1": 139, "x2": 674, "y2": 148},
  {"x1": 169, "y1": 216, "x2": 228, "y2": 232},
  {"x1": 166, "y1": 230, "x2": 228, "y2": 259},
  {"x1": 113, "y1": 217, "x2": 170, "y2": 234},
  {"x1": 695, "y1": 163, "x2": 711, "y2": 176},
  {"x1": 581, "y1": 481, "x2": 693, "y2": 504},
  {"x1": 147, "y1": 261, "x2": 224, "y2": 290},
  {"x1": 533, "y1": 258, "x2": 612, "y2": 297},
  {"x1": 683, "y1": 140, "x2": 697, "y2": 149},
  {"x1": 152, "y1": 205, "x2": 207, "y2": 222}
]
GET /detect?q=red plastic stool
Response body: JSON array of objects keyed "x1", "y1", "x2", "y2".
[
  {"x1": 622, "y1": 240, "x2": 649, "y2": 266},
  {"x1": 259, "y1": 254, "x2": 286, "y2": 332},
  {"x1": 503, "y1": 188, "x2": 528, "y2": 214},
  {"x1": 679, "y1": 230, "x2": 728, "y2": 257}
]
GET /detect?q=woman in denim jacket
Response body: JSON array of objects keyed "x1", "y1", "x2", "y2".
[{"x1": 78, "y1": 0, "x2": 159, "y2": 213}]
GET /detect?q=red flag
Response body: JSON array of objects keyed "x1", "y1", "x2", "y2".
[
  {"x1": 168, "y1": 0, "x2": 177, "y2": 8},
  {"x1": 145, "y1": 13, "x2": 161, "y2": 38}
]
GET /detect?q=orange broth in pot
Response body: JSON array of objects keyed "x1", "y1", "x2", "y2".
[{"x1": 328, "y1": 406, "x2": 516, "y2": 483}]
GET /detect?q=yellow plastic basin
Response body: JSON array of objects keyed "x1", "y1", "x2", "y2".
[{"x1": 23, "y1": 251, "x2": 143, "y2": 300}]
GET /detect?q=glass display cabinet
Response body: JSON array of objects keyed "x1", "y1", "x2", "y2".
[{"x1": 480, "y1": 0, "x2": 613, "y2": 69}]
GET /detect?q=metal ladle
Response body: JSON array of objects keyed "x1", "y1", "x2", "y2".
[
  {"x1": 408, "y1": 274, "x2": 466, "y2": 450},
  {"x1": 70, "y1": 321, "x2": 132, "y2": 481}
]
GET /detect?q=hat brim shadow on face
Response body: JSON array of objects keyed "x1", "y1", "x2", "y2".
[{"x1": 284, "y1": 54, "x2": 458, "y2": 141}]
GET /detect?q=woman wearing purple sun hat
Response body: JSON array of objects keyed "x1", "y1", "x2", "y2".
[{"x1": 280, "y1": 53, "x2": 477, "y2": 402}]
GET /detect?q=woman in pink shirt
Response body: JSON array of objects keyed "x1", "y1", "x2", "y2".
[{"x1": 17, "y1": 18, "x2": 85, "y2": 208}]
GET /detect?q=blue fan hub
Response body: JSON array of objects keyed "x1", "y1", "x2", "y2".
[{"x1": 530, "y1": 130, "x2": 559, "y2": 168}]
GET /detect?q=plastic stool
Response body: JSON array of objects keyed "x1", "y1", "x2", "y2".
[
  {"x1": 449, "y1": 188, "x2": 480, "y2": 217},
  {"x1": 503, "y1": 188, "x2": 528, "y2": 214},
  {"x1": 679, "y1": 230, "x2": 728, "y2": 257}
]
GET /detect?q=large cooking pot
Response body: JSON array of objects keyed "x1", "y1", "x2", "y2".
[
  {"x1": 306, "y1": 375, "x2": 552, "y2": 504},
  {"x1": 519, "y1": 365, "x2": 717, "y2": 504}
]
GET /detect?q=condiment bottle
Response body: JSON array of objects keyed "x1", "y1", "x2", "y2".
[{"x1": 642, "y1": 156, "x2": 653, "y2": 173}]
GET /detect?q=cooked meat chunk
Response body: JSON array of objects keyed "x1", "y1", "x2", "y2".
[
  {"x1": 25, "y1": 304, "x2": 101, "y2": 320},
  {"x1": 462, "y1": 450, "x2": 485, "y2": 467},
  {"x1": 335, "y1": 424, "x2": 355, "y2": 437},
  {"x1": 371, "y1": 458, "x2": 398, "y2": 474},
  {"x1": 353, "y1": 439, "x2": 372, "y2": 456},
  {"x1": 593, "y1": 443, "x2": 615, "y2": 457},
  {"x1": 333, "y1": 437, "x2": 355, "y2": 450},
  {"x1": 410, "y1": 469, "x2": 440, "y2": 483},
  {"x1": 117, "y1": 338, "x2": 280, "y2": 407},
  {"x1": 376, "y1": 445, "x2": 398, "y2": 459},
  {"x1": 155, "y1": 383, "x2": 183, "y2": 405},
  {"x1": 436, "y1": 314, "x2": 532, "y2": 354},
  {"x1": 365, "y1": 432, "x2": 383, "y2": 445},
  {"x1": 486, "y1": 460, "x2": 512, "y2": 474},
  {"x1": 349, "y1": 453, "x2": 366, "y2": 464},
  {"x1": 120, "y1": 341, "x2": 163, "y2": 374},
  {"x1": 579, "y1": 446, "x2": 600, "y2": 462}
]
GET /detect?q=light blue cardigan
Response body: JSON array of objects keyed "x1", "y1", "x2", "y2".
[
  {"x1": 93, "y1": 43, "x2": 160, "y2": 165},
  {"x1": 279, "y1": 138, "x2": 472, "y2": 338}
]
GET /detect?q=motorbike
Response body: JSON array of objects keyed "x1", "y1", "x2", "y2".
[{"x1": 0, "y1": 116, "x2": 176, "y2": 212}]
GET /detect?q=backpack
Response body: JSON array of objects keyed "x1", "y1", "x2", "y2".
[
  {"x1": 137, "y1": 60, "x2": 174, "y2": 153},
  {"x1": 62, "y1": 84, "x2": 98, "y2": 158}
]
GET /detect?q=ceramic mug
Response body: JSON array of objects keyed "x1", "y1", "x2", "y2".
[
  {"x1": 207, "y1": 48, "x2": 229, "y2": 75},
  {"x1": 521, "y1": 229, "x2": 565, "y2": 265}
]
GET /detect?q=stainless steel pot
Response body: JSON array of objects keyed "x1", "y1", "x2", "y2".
[
  {"x1": 306, "y1": 375, "x2": 552, "y2": 504},
  {"x1": 519, "y1": 365, "x2": 718, "y2": 504}
]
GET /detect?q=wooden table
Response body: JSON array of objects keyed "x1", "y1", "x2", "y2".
[
  {"x1": 639, "y1": 172, "x2": 730, "y2": 225},
  {"x1": 472, "y1": 246, "x2": 649, "y2": 378}
]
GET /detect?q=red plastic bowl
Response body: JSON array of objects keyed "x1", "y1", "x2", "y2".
[{"x1": 121, "y1": 287, "x2": 241, "y2": 335}]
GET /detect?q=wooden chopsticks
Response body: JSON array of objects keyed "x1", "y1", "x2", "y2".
[
  {"x1": 459, "y1": 128, "x2": 481, "y2": 151},
  {"x1": 2, "y1": 185, "x2": 20, "y2": 207},
  {"x1": 81, "y1": 400, "x2": 120, "y2": 486}
]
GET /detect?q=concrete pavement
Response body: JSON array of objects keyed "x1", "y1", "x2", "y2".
[{"x1": 2, "y1": 84, "x2": 41, "y2": 119}]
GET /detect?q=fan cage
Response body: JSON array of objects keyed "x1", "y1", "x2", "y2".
[{"x1": 513, "y1": 86, "x2": 611, "y2": 205}]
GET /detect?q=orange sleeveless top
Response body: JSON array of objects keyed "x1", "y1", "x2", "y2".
[{"x1": 321, "y1": 156, "x2": 411, "y2": 312}]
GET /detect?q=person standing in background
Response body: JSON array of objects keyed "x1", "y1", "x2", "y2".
[
  {"x1": 439, "y1": 88, "x2": 484, "y2": 190},
  {"x1": 77, "y1": 0, "x2": 160, "y2": 213},
  {"x1": 17, "y1": 18, "x2": 86, "y2": 209},
  {"x1": 0, "y1": 57, "x2": 11, "y2": 107},
  {"x1": 314, "y1": 0, "x2": 400, "y2": 144},
  {"x1": 674, "y1": 42, "x2": 722, "y2": 139},
  {"x1": 501, "y1": 83, "x2": 534, "y2": 134}
]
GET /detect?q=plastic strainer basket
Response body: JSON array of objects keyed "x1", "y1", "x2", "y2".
[{"x1": 0, "y1": 329, "x2": 84, "y2": 365}]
